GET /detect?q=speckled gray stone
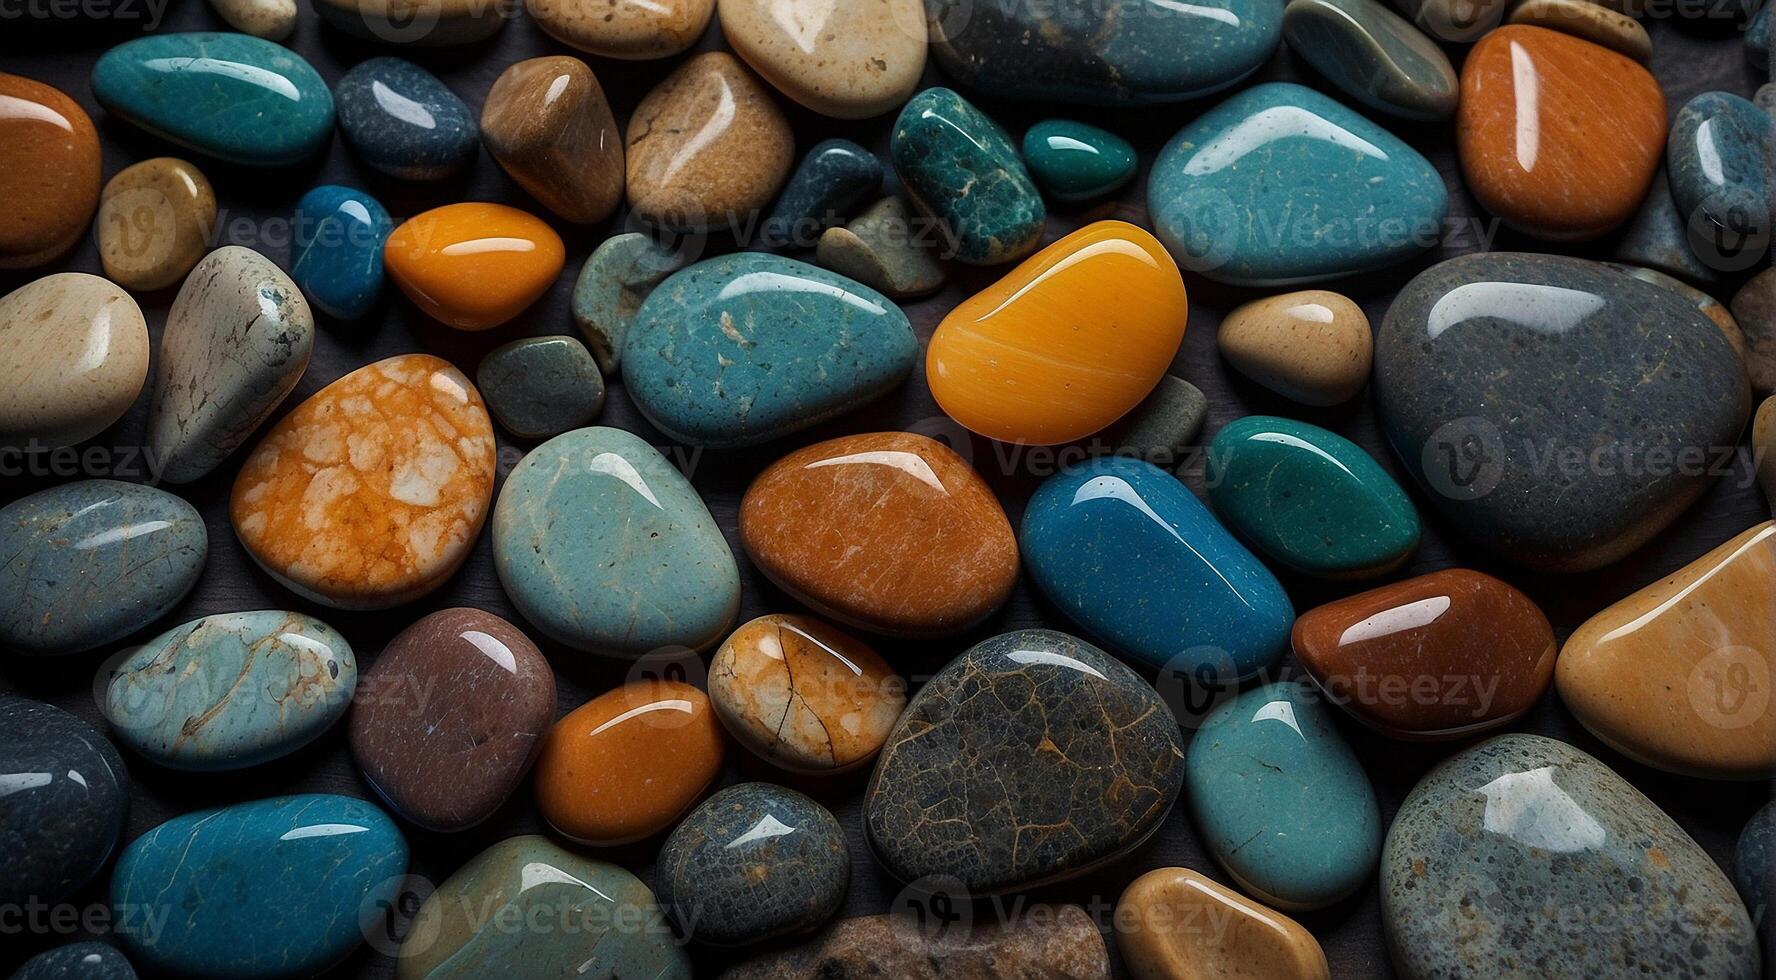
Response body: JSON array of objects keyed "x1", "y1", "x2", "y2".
[
  {"x1": 1736, "y1": 801, "x2": 1776, "y2": 963},
  {"x1": 1382, "y1": 733, "x2": 1758, "y2": 980},
  {"x1": 656, "y1": 783, "x2": 849, "y2": 946},
  {"x1": 476, "y1": 335, "x2": 605, "y2": 440},
  {"x1": 0, "y1": 697, "x2": 129, "y2": 909},
  {"x1": 863, "y1": 629, "x2": 1185, "y2": 894},
  {"x1": 814, "y1": 196, "x2": 947, "y2": 300},
  {"x1": 1103, "y1": 375, "x2": 1207, "y2": 471},
  {"x1": 570, "y1": 233, "x2": 688, "y2": 375},
  {"x1": 8, "y1": 942, "x2": 137, "y2": 980}
]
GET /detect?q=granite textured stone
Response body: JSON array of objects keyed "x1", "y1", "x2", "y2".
[
  {"x1": 334, "y1": 58, "x2": 476, "y2": 181},
  {"x1": 475, "y1": 335, "x2": 604, "y2": 440},
  {"x1": 383, "y1": 203, "x2": 564, "y2": 331},
  {"x1": 0, "y1": 73, "x2": 100, "y2": 269},
  {"x1": 721, "y1": 0, "x2": 925, "y2": 118},
  {"x1": 814, "y1": 195, "x2": 947, "y2": 299},
  {"x1": 1118, "y1": 869, "x2": 1330, "y2": 980},
  {"x1": 8, "y1": 943, "x2": 137, "y2": 980},
  {"x1": 1218, "y1": 289, "x2": 1373, "y2": 405},
  {"x1": 1732, "y1": 266, "x2": 1776, "y2": 397},
  {"x1": 891, "y1": 87, "x2": 1045, "y2": 265},
  {"x1": 312, "y1": 0, "x2": 510, "y2": 45},
  {"x1": 1283, "y1": 0, "x2": 1458, "y2": 121},
  {"x1": 571, "y1": 232, "x2": 687, "y2": 375},
  {"x1": 481, "y1": 56, "x2": 623, "y2": 225},
  {"x1": 718, "y1": 906, "x2": 1110, "y2": 979},
  {"x1": 761, "y1": 139, "x2": 883, "y2": 247},
  {"x1": 1021, "y1": 120, "x2": 1139, "y2": 203},
  {"x1": 97, "y1": 157, "x2": 215, "y2": 292},
  {"x1": 0, "y1": 274, "x2": 148, "y2": 450},
  {"x1": 291, "y1": 184, "x2": 392, "y2": 321},
  {"x1": 1615, "y1": 169, "x2": 1722, "y2": 284},
  {"x1": 0, "y1": 697, "x2": 128, "y2": 908},
  {"x1": 1669, "y1": 91, "x2": 1776, "y2": 273}
]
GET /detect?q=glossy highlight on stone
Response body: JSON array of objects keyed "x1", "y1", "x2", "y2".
[
  {"x1": 0, "y1": 73, "x2": 99, "y2": 270},
  {"x1": 291, "y1": 184, "x2": 393, "y2": 322},
  {"x1": 0, "y1": 697, "x2": 129, "y2": 909},
  {"x1": 1118, "y1": 868, "x2": 1330, "y2": 980},
  {"x1": 481, "y1": 56, "x2": 623, "y2": 225},
  {"x1": 0, "y1": 274, "x2": 148, "y2": 450},
  {"x1": 721, "y1": 0, "x2": 926, "y2": 118},
  {"x1": 476, "y1": 335, "x2": 604, "y2": 440},
  {"x1": 1507, "y1": 0, "x2": 1651, "y2": 62},
  {"x1": 1218, "y1": 289, "x2": 1373, "y2": 405},
  {"x1": 526, "y1": 0, "x2": 711, "y2": 59},
  {"x1": 97, "y1": 157, "x2": 216, "y2": 292},
  {"x1": 1283, "y1": 0, "x2": 1458, "y2": 121},
  {"x1": 334, "y1": 58, "x2": 477, "y2": 181},
  {"x1": 892, "y1": 87, "x2": 1045, "y2": 265},
  {"x1": 1669, "y1": 91, "x2": 1776, "y2": 272},
  {"x1": 383, "y1": 203, "x2": 565, "y2": 331},
  {"x1": 1021, "y1": 119, "x2": 1139, "y2": 203},
  {"x1": 9, "y1": 942, "x2": 137, "y2": 980}
]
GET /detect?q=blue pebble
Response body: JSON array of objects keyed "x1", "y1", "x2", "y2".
[
  {"x1": 761, "y1": 138, "x2": 883, "y2": 248},
  {"x1": 1147, "y1": 81, "x2": 1448, "y2": 285},
  {"x1": 1668, "y1": 91, "x2": 1775, "y2": 270},
  {"x1": 291, "y1": 185, "x2": 392, "y2": 321},
  {"x1": 8, "y1": 942, "x2": 137, "y2": 980},
  {"x1": 334, "y1": 57, "x2": 478, "y2": 181},
  {"x1": 1020, "y1": 455, "x2": 1293, "y2": 681},
  {"x1": 111, "y1": 795, "x2": 407, "y2": 979}
]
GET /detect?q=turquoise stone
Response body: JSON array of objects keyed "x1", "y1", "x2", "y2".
[
  {"x1": 91, "y1": 33, "x2": 334, "y2": 167},
  {"x1": 1022, "y1": 120, "x2": 1139, "y2": 203},
  {"x1": 1020, "y1": 455, "x2": 1293, "y2": 681},
  {"x1": 1668, "y1": 91, "x2": 1775, "y2": 271},
  {"x1": 891, "y1": 88, "x2": 1046, "y2": 265},
  {"x1": 622, "y1": 252, "x2": 917, "y2": 447},
  {"x1": 1148, "y1": 81, "x2": 1448, "y2": 286},
  {"x1": 103, "y1": 611, "x2": 356, "y2": 772},
  {"x1": 1206, "y1": 415, "x2": 1420, "y2": 578},
  {"x1": 1282, "y1": 0, "x2": 1458, "y2": 121},
  {"x1": 1187, "y1": 681, "x2": 1382, "y2": 910},
  {"x1": 111, "y1": 794, "x2": 407, "y2": 979},
  {"x1": 291, "y1": 185, "x2": 392, "y2": 321},
  {"x1": 491, "y1": 426, "x2": 740, "y2": 657}
]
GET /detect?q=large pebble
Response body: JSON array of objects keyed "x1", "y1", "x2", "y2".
[
  {"x1": 230, "y1": 354, "x2": 497, "y2": 609},
  {"x1": 475, "y1": 335, "x2": 604, "y2": 440},
  {"x1": 1283, "y1": 0, "x2": 1458, "y2": 121},
  {"x1": 1218, "y1": 289, "x2": 1372, "y2": 405},
  {"x1": 383, "y1": 203, "x2": 564, "y2": 331},
  {"x1": 0, "y1": 274, "x2": 147, "y2": 450},
  {"x1": 761, "y1": 138, "x2": 883, "y2": 248},
  {"x1": 1731, "y1": 266, "x2": 1776, "y2": 396},
  {"x1": 0, "y1": 481, "x2": 205, "y2": 656},
  {"x1": 312, "y1": 0, "x2": 509, "y2": 45},
  {"x1": 570, "y1": 232, "x2": 686, "y2": 375},
  {"x1": 492, "y1": 426, "x2": 739, "y2": 655},
  {"x1": 1669, "y1": 91, "x2": 1776, "y2": 273},
  {"x1": 720, "y1": 0, "x2": 925, "y2": 118},
  {"x1": 9, "y1": 943, "x2": 137, "y2": 980},
  {"x1": 526, "y1": 0, "x2": 711, "y2": 58},
  {"x1": 291, "y1": 184, "x2": 393, "y2": 321},
  {"x1": 334, "y1": 58, "x2": 477, "y2": 181},
  {"x1": 1118, "y1": 868, "x2": 1330, "y2": 980},
  {"x1": 97, "y1": 157, "x2": 216, "y2": 292},
  {"x1": 481, "y1": 56, "x2": 623, "y2": 225},
  {"x1": 892, "y1": 87, "x2": 1045, "y2": 265},
  {"x1": 719, "y1": 906, "x2": 1109, "y2": 979},
  {"x1": 0, "y1": 697, "x2": 129, "y2": 908},
  {"x1": 0, "y1": 74, "x2": 99, "y2": 269}
]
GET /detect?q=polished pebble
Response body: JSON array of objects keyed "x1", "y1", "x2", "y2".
[
  {"x1": 1507, "y1": 0, "x2": 1651, "y2": 61},
  {"x1": 761, "y1": 138, "x2": 883, "y2": 248},
  {"x1": 1736, "y1": 802, "x2": 1775, "y2": 962},
  {"x1": 1021, "y1": 119, "x2": 1138, "y2": 203},
  {"x1": 0, "y1": 697, "x2": 129, "y2": 909},
  {"x1": 571, "y1": 232, "x2": 686, "y2": 374},
  {"x1": 1757, "y1": 396, "x2": 1776, "y2": 509},
  {"x1": 97, "y1": 157, "x2": 215, "y2": 292},
  {"x1": 0, "y1": 73, "x2": 100, "y2": 269},
  {"x1": 383, "y1": 203, "x2": 564, "y2": 330},
  {"x1": 720, "y1": 0, "x2": 925, "y2": 118},
  {"x1": 482, "y1": 56, "x2": 623, "y2": 225},
  {"x1": 1669, "y1": 91, "x2": 1776, "y2": 274},
  {"x1": 1615, "y1": 169, "x2": 1722, "y2": 285},
  {"x1": 476, "y1": 335, "x2": 604, "y2": 440},
  {"x1": 312, "y1": 0, "x2": 509, "y2": 45},
  {"x1": 334, "y1": 57, "x2": 477, "y2": 181},
  {"x1": 720, "y1": 905, "x2": 1109, "y2": 978},
  {"x1": 1218, "y1": 289, "x2": 1373, "y2": 405},
  {"x1": 8, "y1": 942, "x2": 138, "y2": 980},
  {"x1": 1732, "y1": 266, "x2": 1776, "y2": 396},
  {"x1": 1118, "y1": 868, "x2": 1330, "y2": 980},
  {"x1": 1283, "y1": 0, "x2": 1459, "y2": 121},
  {"x1": 291, "y1": 184, "x2": 392, "y2": 321},
  {"x1": 525, "y1": 0, "x2": 711, "y2": 58},
  {"x1": 814, "y1": 195, "x2": 947, "y2": 299},
  {"x1": 892, "y1": 87, "x2": 1045, "y2": 265},
  {"x1": 209, "y1": 0, "x2": 294, "y2": 39},
  {"x1": 1105, "y1": 375, "x2": 1209, "y2": 469},
  {"x1": 0, "y1": 274, "x2": 148, "y2": 450}
]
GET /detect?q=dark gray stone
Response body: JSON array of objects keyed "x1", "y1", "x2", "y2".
[
  {"x1": 761, "y1": 139, "x2": 882, "y2": 249},
  {"x1": 8, "y1": 943, "x2": 136, "y2": 980},
  {"x1": 0, "y1": 697, "x2": 129, "y2": 908},
  {"x1": 1736, "y1": 801, "x2": 1776, "y2": 964},
  {"x1": 1104, "y1": 375, "x2": 1207, "y2": 471},
  {"x1": 476, "y1": 335, "x2": 605, "y2": 440}
]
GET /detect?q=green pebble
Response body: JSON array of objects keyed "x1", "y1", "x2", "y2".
[{"x1": 1022, "y1": 120, "x2": 1139, "y2": 203}]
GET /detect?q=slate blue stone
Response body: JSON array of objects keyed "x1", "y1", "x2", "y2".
[
  {"x1": 1187, "y1": 680, "x2": 1382, "y2": 911},
  {"x1": 111, "y1": 794, "x2": 407, "y2": 980},
  {"x1": 1614, "y1": 168, "x2": 1721, "y2": 285},
  {"x1": 0, "y1": 480, "x2": 207, "y2": 656},
  {"x1": 1668, "y1": 91, "x2": 1775, "y2": 271},
  {"x1": 0, "y1": 697, "x2": 129, "y2": 909},
  {"x1": 334, "y1": 57, "x2": 477, "y2": 180},
  {"x1": 1148, "y1": 81, "x2": 1448, "y2": 286},
  {"x1": 491, "y1": 426, "x2": 741, "y2": 657},
  {"x1": 90, "y1": 33, "x2": 334, "y2": 167},
  {"x1": 762, "y1": 139, "x2": 883, "y2": 248},
  {"x1": 291, "y1": 185, "x2": 392, "y2": 321},
  {"x1": 8, "y1": 943, "x2": 137, "y2": 980},
  {"x1": 476, "y1": 335, "x2": 605, "y2": 440},
  {"x1": 622, "y1": 252, "x2": 918, "y2": 447},
  {"x1": 1020, "y1": 455, "x2": 1294, "y2": 681}
]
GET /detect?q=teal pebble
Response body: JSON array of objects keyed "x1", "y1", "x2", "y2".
[
  {"x1": 891, "y1": 87, "x2": 1046, "y2": 265},
  {"x1": 1282, "y1": 0, "x2": 1458, "y2": 121},
  {"x1": 476, "y1": 335, "x2": 605, "y2": 440},
  {"x1": 291, "y1": 184, "x2": 392, "y2": 321},
  {"x1": 1022, "y1": 120, "x2": 1139, "y2": 203},
  {"x1": 1668, "y1": 91, "x2": 1775, "y2": 270}
]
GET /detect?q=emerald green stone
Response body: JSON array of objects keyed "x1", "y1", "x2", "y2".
[
  {"x1": 1206, "y1": 415, "x2": 1420, "y2": 578},
  {"x1": 891, "y1": 87, "x2": 1045, "y2": 265},
  {"x1": 1021, "y1": 120, "x2": 1138, "y2": 203}
]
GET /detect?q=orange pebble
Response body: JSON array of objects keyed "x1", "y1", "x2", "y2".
[{"x1": 383, "y1": 202, "x2": 565, "y2": 330}]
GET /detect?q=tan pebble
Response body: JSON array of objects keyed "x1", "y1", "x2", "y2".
[
  {"x1": 311, "y1": 0, "x2": 509, "y2": 45},
  {"x1": 481, "y1": 57, "x2": 623, "y2": 225},
  {"x1": 1218, "y1": 289, "x2": 1372, "y2": 405},
  {"x1": 526, "y1": 0, "x2": 712, "y2": 59},
  {"x1": 0, "y1": 273, "x2": 148, "y2": 449},
  {"x1": 98, "y1": 158, "x2": 216, "y2": 292},
  {"x1": 1507, "y1": 0, "x2": 1652, "y2": 61},
  {"x1": 209, "y1": 0, "x2": 297, "y2": 40},
  {"x1": 1756, "y1": 396, "x2": 1774, "y2": 512},
  {"x1": 1731, "y1": 266, "x2": 1776, "y2": 398},
  {"x1": 815, "y1": 196, "x2": 946, "y2": 299},
  {"x1": 718, "y1": 0, "x2": 926, "y2": 119},
  {"x1": 1117, "y1": 868, "x2": 1331, "y2": 980}
]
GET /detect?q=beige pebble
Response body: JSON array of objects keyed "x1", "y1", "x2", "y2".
[
  {"x1": 1507, "y1": 0, "x2": 1651, "y2": 61},
  {"x1": 97, "y1": 158, "x2": 216, "y2": 293},
  {"x1": 209, "y1": 0, "x2": 297, "y2": 40},
  {"x1": 718, "y1": 0, "x2": 926, "y2": 119},
  {"x1": 1756, "y1": 396, "x2": 1774, "y2": 512},
  {"x1": 815, "y1": 195, "x2": 945, "y2": 299},
  {"x1": 526, "y1": 0, "x2": 712, "y2": 59},
  {"x1": 0, "y1": 273, "x2": 148, "y2": 449},
  {"x1": 481, "y1": 57, "x2": 623, "y2": 225},
  {"x1": 310, "y1": 0, "x2": 509, "y2": 46},
  {"x1": 1218, "y1": 289, "x2": 1372, "y2": 406},
  {"x1": 1117, "y1": 868, "x2": 1331, "y2": 980}
]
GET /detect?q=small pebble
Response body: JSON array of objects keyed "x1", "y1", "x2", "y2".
[
  {"x1": 1021, "y1": 119, "x2": 1138, "y2": 202},
  {"x1": 481, "y1": 56, "x2": 624, "y2": 225},
  {"x1": 1506, "y1": 0, "x2": 1652, "y2": 62},
  {"x1": 1118, "y1": 869, "x2": 1330, "y2": 980},
  {"x1": 761, "y1": 138, "x2": 882, "y2": 248},
  {"x1": 1614, "y1": 169, "x2": 1721, "y2": 285},
  {"x1": 893, "y1": 87, "x2": 1045, "y2": 265},
  {"x1": 814, "y1": 195, "x2": 947, "y2": 299},
  {"x1": 1283, "y1": 0, "x2": 1458, "y2": 121},
  {"x1": 0, "y1": 273, "x2": 148, "y2": 450},
  {"x1": 334, "y1": 57, "x2": 477, "y2": 181},
  {"x1": 97, "y1": 157, "x2": 216, "y2": 292},
  {"x1": 476, "y1": 335, "x2": 605, "y2": 440},
  {"x1": 207, "y1": 0, "x2": 296, "y2": 40},
  {"x1": 8, "y1": 942, "x2": 138, "y2": 980},
  {"x1": 1732, "y1": 266, "x2": 1776, "y2": 396},
  {"x1": 1102, "y1": 375, "x2": 1208, "y2": 471},
  {"x1": 1219, "y1": 289, "x2": 1372, "y2": 405},
  {"x1": 291, "y1": 184, "x2": 393, "y2": 321},
  {"x1": 384, "y1": 203, "x2": 565, "y2": 330},
  {"x1": 570, "y1": 232, "x2": 687, "y2": 374}
]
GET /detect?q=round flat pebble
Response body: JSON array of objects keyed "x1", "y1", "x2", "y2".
[
  {"x1": 1218, "y1": 289, "x2": 1372, "y2": 405},
  {"x1": 0, "y1": 273, "x2": 148, "y2": 450},
  {"x1": 334, "y1": 57, "x2": 477, "y2": 181},
  {"x1": 719, "y1": 0, "x2": 926, "y2": 118},
  {"x1": 0, "y1": 697, "x2": 129, "y2": 909},
  {"x1": 482, "y1": 56, "x2": 624, "y2": 225},
  {"x1": 96, "y1": 157, "x2": 216, "y2": 293},
  {"x1": 384, "y1": 203, "x2": 565, "y2": 330},
  {"x1": 0, "y1": 73, "x2": 100, "y2": 270},
  {"x1": 476, "y1": 335, "x2": 605, "y2": 440}
]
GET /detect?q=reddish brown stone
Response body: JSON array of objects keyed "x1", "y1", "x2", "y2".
[
  {"x1": 0, "y1": 73, "x2": 100, "y2": 269},
  {"x1": 1290, "y1": 569, "x2": 1556, "y2": 740},
  {"x1": 349, "y1": 608, "x2": 556, "y2": 831}
]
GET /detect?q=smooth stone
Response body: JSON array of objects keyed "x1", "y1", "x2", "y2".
[
  {"x1": 1753, "y1": 0, "x2": 1772, "y2": 68},
  {"x1": 1149, "y1": 82, "x2": 1447, "y2": 285},
  {"x1": 721, "y1": 0, "x2": 925, "y2": 118},
  {"x1": 230, "y1": 354, "x2": 497, "y2": 609},
  {"x1": 1021, "y1": 456, "x2": 1294, "y2": 679},
  {"x1": 481, "y1": 56, "x2": 623, "y2": 225},
  {"x1": 761, "y1": 138, "x2": 883, "y2": 248},
  {"x1": 926, "y1": 0, "x2": 1280, "y2": 105},
  {"x1": 708, "y1": 613, "x2": 906, "y2": 773},
  {"x1": 103, "y1": 611, "x2": 354, "y2": 771},
  {"x1": 1375, "y1": 253, "x2": 1751, "y2": 571},
  {"x1": 1218, "y1": 289, "x2": 1373, "y2": 405},
  {"x1": 1758, "y1": 396, "x2": 1776, "y2": 508},
  {"x1": 1507, "y1": 0, "x2": 1651, "y2": 60},
  {"x1": 291, "y1": 184, "x2": 392, "y2": 321},
  {"x1": 738, "y1": 432, "x2": 1018, "y2": 637},
  {"x1": 656, "y1": 783, "x2": 850, "y2": 945},
  {"x1": 0, "y1": 481, "x2": 205, "y2": 656},
  {"x1": 1391, "y1": 0, "x2": 1507, "y2": 41},
  {"x1": 622, "y1": 252, "x2": 916, "y2": 447},
  {"x1": 891, "y1": 87, "x2": 1045, "y2": 265},
  {"x1": 395, "y1": 836, "x2": 689, "y2": 979},
  {"x1": 927, "y1": 221, "x2": 1187, "y2": 444},
  {"x1": 383, "y1": 203, "x2": 564, "y2": 330},
  {"x1": 1732, "y1": 266, "x2": 1776, "y2": 396},
  {"x1": 1103, "y1": 375, "x2": 1209, "y2": 471},
  {"x1": 1556, "y1": 521, "x2": 1776, "y2": 780},
  {"x1": 1118, "y1": 868, "x2": 1330, "y2": 980},
  {"x1": 492, "y1": 426, "x2": 739, "y2": 655},
  {"x1": 1736, "y1": 802, "x2": 1775, "y2": 955},
  {"x1": 311, "y1": 0, "x2": 509, "y2": 45},
  {"x1": 814, "y1": 195, "x2": 947, "y2": 299},
  {"x1": 1615, "y1": 169, "x2": 1722, "y2": 285},
  {"x1": 534, "y1": 680, "x2": 724, "y2": 845},
  {"x1": 0, "y1": 697, "x2": 128, "y2": 908},
  {"x1": 91, "y1": 33, "x2": 333, "y2": 167},
  {"x1": 112, "y1": 794, "x2": 407, "y2": 979},
  {"x1": 349, "y1": 608, "x2": 556, "y2": 831},
  {"x1": 1457, "y1": 26, "x2": 1663, "y2": 241},
  {"x1": 334, "y1": 58, "x2": 476, "y2": 181},
  {"x1": 625, "y1": 52, "x2": 793, "y2": 232},
  {"x1": 1292, "y1": 569, "x2": 1556, "y2": 740},
  {"x1": 1022, "y1": 119, "x2": 1138, "y2": 203},
  {"x1": 0, "y1": 74, "x2": 100, "y2": 269},
  {"x1": 97, "y1": 157, "x2": 216, "y2": 292},
  {"x1": 1382, "y1": 734, "x2": 1759, "y2": 979},
  {"x1": 8, "y1": 943, "x2": 137, "y2": 980},
  {"x1": 1605, "y1": 263, "x2": 1744, "y2": 357},
  {"x1": 1207, "y1": 415, "x2": 1420, "y2": 578},
  {"x1": 1670, "y1": 91, "x2": 1776, "y2": 273},
  {"x1": 209, "y1": 0, "x2": 296, "y2": 39},
  {"x1": 718, "y1": 906, "x2": 1109, "y2": 979},
  {"x1": 1188, "y1": 681, "x2": 1382, "y2": 910},
  {"x1": 864, "y1": 629, "x2": 1185, "y2": 893},
  {"x1": 570, "y1": 232, "x2": 686, "y2": 375},
  {"x1": 526, "y1": 0, "x2": 711, "y2": 58},
  {"x1": 475, "y1": 336, "x2": 604, "y2": 440},
  {"x1": 0, "y1": 274, "x2": 147, "y2": 450},
  {"x1": 1283, "y1": 0, "x2": 1459, "y2": 121},
  {"x1": 148, "y1": 246, "x2": 314, "y2": 484}
]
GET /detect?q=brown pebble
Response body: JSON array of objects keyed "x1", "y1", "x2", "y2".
[
  {"x1": 97, "y1": 158, "x2": 217, "y2": 292},
  {"x1": 481, "y1": 56, "x2": 624, "y2": 225},
  {"x1": 0, "y1": 73, "x2": 100, "y2": 270}
]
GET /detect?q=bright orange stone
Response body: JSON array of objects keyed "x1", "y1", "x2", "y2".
[
  {"x1": 230, "y1": 354, "x2": 498, "y2": 610},
  {"x1": 1456, "y1": 25, "x2": 1665, "y2": 241},
  {"x1": 534, "y1": 679, "x2": 725, "y2": 846},
  {"x1": 0, "y1": 73, "x2": 100, "y2": 270},
  {"x1": 383, "y1": 202, "x2": 565, "y2": 330},
  {"x1": 926, "y1": 220, "x2": 1187, "y2": 445}
]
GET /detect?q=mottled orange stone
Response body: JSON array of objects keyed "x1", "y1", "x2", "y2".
[
  {"x1": 1456, "y1": 25, "x2": 1665, "y2": 241},
  {"x1": 0, "y1": 73, "x2": 101, "y2": 269},
  {"x1": 738, "y1": 432, "x2": 1019, "y2": 637},
  {"x1": 230, "y1": 354, "x2": 497, "y2": 610},
  {"x1": 533, "y1": 679, "x2": 725, "y2": 845},
  {"x1": 383, "y1": 202, "x2": 565, "y2": 330}
]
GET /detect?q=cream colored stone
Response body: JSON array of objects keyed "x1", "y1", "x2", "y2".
[
  {"x1": 0, "y1": 273, "x2": 148, "y2": 450},
  {"x1": 1507, "y1": 0, "x2": 1651, "y2": 61},
  {"x1": 209, "y1": 0, "x2": 297, "y2": 40},
  {"x1": 718, "y1": 0, "x2": 926, "y2": 118},
  {"x1": 1218, "y1": 290, "x2": 1372, "y2": 406},
  {"x1": 1117, "y1": 868, "x2": 1330, "y2": 980},
  {"x1": 97, "y1": 157, "x2": 216, "y2": 293},
  {"x1": 526, "y1": 0, "x2": 712, "y2": 59}
]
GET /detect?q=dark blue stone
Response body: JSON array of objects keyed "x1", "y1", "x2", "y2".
[
  {"x1": 334, "y1": 57, "x2": 477, "y2": 181},
  {"x1": 291, "y1": 184, "x2": 392, "y2": 321},
  {"x1": 8, "y1": 943, "x2": 137, "y2": 980},
  {"x1": 0, "y1": 697, "x2": 129, "y2": 909},
  {"x1": 761, "y1": 139, "x2": 883, "y2": 248}
]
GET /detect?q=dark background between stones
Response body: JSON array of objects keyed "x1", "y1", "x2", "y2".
[{"x1": 1, "y1": 3, "x2": 1771, "y2": 976}]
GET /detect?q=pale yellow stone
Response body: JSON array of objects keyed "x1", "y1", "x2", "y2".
[
  {"x1": 1218, "y1": 290, "x2": 1372, "y2": 406},
  {"x1": 209, "y1": 0, "x2": 298, "y2": 40},
  {"x1": 0, "y1": 273, "x2": 148, "y2": 450},
  {"x1": 1117, "y1": 868, "x2": 1331, "y2": 980},
  {"x1": 97, "y1": 158, "x2": 215, "y2": 293},
  {"x1": 718, "y1": 0, "x2": 927, "y2": 118}
]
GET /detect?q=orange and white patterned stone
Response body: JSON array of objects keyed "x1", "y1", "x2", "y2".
[{"x1": 230, "y1": 354, "x2": 496, "y2": 610}]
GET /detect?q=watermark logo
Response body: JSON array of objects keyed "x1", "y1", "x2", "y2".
[
  {"x1": 1420, "y1": 417, "x2": 1505, "y2": 501},
  {"x1": 890, "y1": 875, "x2": 975, "y2": 945},
  {"x1": 1687, "y1": 645, "x2": 1770, "y2": 731}
]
